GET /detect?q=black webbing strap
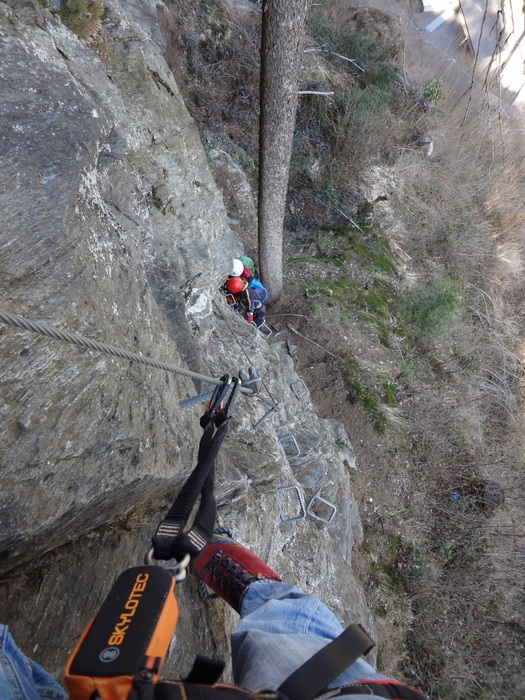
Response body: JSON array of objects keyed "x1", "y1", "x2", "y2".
[
  {"x1": 128, "y1": 680, "x2": 155, "y2": 700},
  {"x1": 277, "y1": 623, "x2": 375, "y2": 700},
  {"x1": 151, "y1": 417, "x2": 229, "y2": 561}
]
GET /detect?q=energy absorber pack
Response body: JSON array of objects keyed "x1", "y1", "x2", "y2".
[{"x1": 65, "y1": 566, "x2": 178, "y2": 700}]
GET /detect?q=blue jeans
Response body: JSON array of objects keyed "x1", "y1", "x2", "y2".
[
  {"x1": 0, "y1": 625, "x2": 67, "y2": 699},
  {"x1": 232, "y1": 580, "x2": 392, "y2": 698}
]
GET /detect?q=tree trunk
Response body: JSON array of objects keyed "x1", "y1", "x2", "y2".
[{"x1": 258, "y1": 0, "x2": 310, "y2": 303}]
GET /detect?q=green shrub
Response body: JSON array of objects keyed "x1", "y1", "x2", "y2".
[
  {"x1": 305, "y1": 14, "x2": 400, "y2": 163},
  {"x1": 309, "y1": 16, "x2": 399, "y2": 90},
  {"x1": 402, "y1": 277, "x2": 465, "y2": 335},
  {"x1": 383, "y1": 381, "x2": 396, "y2": 407},
  {"x1": 60, "y1": 0, "x2": 102, "y2": 37},
  {"x1": 364, "y1": 62, "x2": 399, "y2": 91},
  {"x1": 423, "y1": 78, "x2": 445, "y2": 105},
  {"x1": 335, "y1": 86, "x2": 392, "y2": 151}
]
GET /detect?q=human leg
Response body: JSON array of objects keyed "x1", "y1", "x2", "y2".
[
  {"x1": 253, "y1": 304, "x2": 266, "y2": 328},
  {"x1": 191, "y1": 536, "x2": 282, "y2": 613},
  {"x1": 0, "y1": 625, "x2": 68, "y2": 700},
  {"x1": 192, "y1": 539, "x2": 391, "y2": 694}
]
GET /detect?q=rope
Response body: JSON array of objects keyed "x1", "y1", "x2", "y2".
[{"x1": 0, "y1": 310, "x2": 253, "y2": 394}]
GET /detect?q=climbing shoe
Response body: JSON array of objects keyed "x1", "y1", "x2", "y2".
[{"x1": 192, "y1": 533, "x2": 282, "y2": 612}]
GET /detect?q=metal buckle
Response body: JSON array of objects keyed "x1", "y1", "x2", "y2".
[
  {"x1": 143, "y1": 550, "x2": 191, "y2": 582},
  {"x1": 167, "y1": 553, "x2": 191, "y2": 582}
]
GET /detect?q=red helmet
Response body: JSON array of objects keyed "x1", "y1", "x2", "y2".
[{"x1": 226, "y1": 276, "x2": 245, "y2": 294}]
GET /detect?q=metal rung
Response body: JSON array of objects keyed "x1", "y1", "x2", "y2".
[
  {"x1": 291, "y1": 379, "x2": 309, "y2": 399},
  {"x1": 279, "y1": 434, "x2": 300, "y2": 459},
  {"x1": 240, "y1": 377, "x2": 260, "y2": 389},
  {"x1": 276, "y1": 485, "x2": 306, "y2": 523},
  {"x1": 179, "y1": 389, "x2": 214, "y2": 408},
  {"x1": 257, "y1": 322, "x2": 273, "y2": 339},
  {"x1": 306, "y1": 495, "x2": 337, "y2": 524},
  {"x1": 252, "y1": 407, "x2": 276, "y2": 430}
]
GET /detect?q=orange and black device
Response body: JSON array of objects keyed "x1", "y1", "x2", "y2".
[{"x1": 65, "y1": 566, "x2": 178, "y2": 700}]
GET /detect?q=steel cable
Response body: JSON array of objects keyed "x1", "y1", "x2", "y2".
[{"x1": 0, "y1": 310, "x2": 254, "y2": 394}]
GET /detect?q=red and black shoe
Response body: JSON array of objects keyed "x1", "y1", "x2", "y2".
[{"x1": 192, "y1": 532, "x2": 282, "y2": 612}]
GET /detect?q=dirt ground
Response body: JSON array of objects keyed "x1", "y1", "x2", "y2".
[
  {"x1": 263, "y1": 232, "x2": 415, "y2": 676},
  {"x1": 262, "y1": 219, "x2": 525, "y2": 695}
]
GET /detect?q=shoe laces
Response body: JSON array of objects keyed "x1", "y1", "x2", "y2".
[{"x1": 204, "y1": 549, "x2": 262, "y2": 593}]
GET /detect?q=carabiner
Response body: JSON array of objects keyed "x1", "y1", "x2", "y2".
[
  {"x1": 204, "y1": 375, "x2": 232, "y2": 420},
  {"x1": 144, "y1": 548, "x2": 191, "y2": 582},
  {"x1": 167, "y1": 553, "x2": 191, "y2": 582},
  {"x1": 220, "y1": 376, "x2": 240, "y2": 419}
]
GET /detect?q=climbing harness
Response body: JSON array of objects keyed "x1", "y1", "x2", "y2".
[
  {"x1": 65, "y1": 376, "x2": 240, "y2": 700},
  {"x1": 149, "y1": 376, "x2": 240, "y2": 565},
  {"x1": 112, "y1": 617, "x2": 429, "y2": 700}
]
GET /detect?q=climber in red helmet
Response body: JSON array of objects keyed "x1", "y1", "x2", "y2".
[
  {"x1": 224, "y1": 276, "x2": 266, "y2": 328},
  {"x1": 226, "y1": 276, "x2": 246, "y2": 294}
]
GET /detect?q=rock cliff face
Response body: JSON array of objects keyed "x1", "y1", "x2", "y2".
[{"x1": 0, "y1": 0, "x2": 374, "y2": 682}]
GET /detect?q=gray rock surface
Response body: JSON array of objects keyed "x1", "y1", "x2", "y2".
[
  {"x1": 0, "y1": 0, "x2": 375, "y2": 685},
  {"x1": 207, "y1": 148, "x2": 259, "y2": 256}
]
